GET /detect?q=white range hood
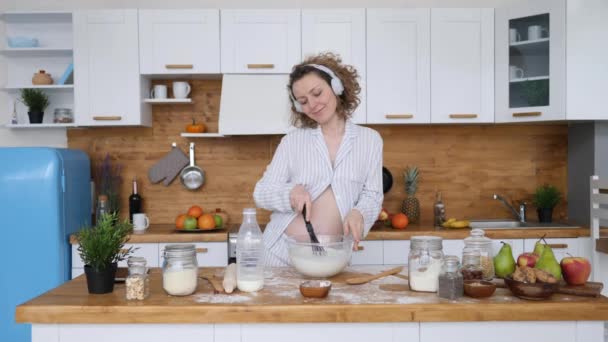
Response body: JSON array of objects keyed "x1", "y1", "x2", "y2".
[{"x1": 219, "y1": 74, "x2": 293, "y2": 135}]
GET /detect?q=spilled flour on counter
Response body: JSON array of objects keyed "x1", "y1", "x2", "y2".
[{"x1": 194, "y1": 293, "x2": 255, "y2": 304}]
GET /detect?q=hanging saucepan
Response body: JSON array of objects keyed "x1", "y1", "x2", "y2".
[
  {"x1": 382, "y1": 167, "x2": 393, "y2": 194},
  {"x1": 180, "y1": 142, "x2": 205, "y2": 191}
]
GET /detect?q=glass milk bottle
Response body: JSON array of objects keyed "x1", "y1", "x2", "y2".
[{"x1": 236, "y1": 208, "x2": 264, "y2": 292}]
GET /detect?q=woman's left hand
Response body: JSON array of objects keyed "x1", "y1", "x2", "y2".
[{"x1": 343, "y1": 209, "x2": 364, "y2": 251}]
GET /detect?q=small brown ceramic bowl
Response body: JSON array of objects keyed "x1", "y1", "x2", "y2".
[
  {"x1": 464, "y1": 280, "x2": 497, "y2": 298},
  {"x1": 300, "y1": 280, "x2": 332, "y2": 298},
  {"x1": 504, "y1": 276, "x2": 559, "y2": 300}
]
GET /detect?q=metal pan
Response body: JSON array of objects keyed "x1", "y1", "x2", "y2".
[
  {"x1": 180, "y1": 142, "x2": 205, "y2": 191},
  {"x1": 382, "y1": 167, "x2": 393, "y2": 194}
]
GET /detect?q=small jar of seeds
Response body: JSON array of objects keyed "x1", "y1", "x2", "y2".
[{"x1": 126, "y1": 256, "x2": 149, "y2": 300}]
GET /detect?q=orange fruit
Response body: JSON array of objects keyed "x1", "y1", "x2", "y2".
[
  {"x1": 391, "y1": 213, "x2": 409, "y2": 229},
  {"x1": 187, "y1": 205, "x2": 203, "y2": 218},
  {"x1": 175, "y1": 214, "x2": 188, "y2": 229},
  {"x1": 198, "y1": 214, "x2": 216, "y2": 230}
]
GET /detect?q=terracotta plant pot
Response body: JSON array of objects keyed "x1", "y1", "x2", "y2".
[
  {"x1": 537, "y1": 207, "x2": 554, "y2": 223},
  {"x1": 84, "y1": 262, "x2": 117, "y2": 294},
  {"x1": 28, "y1": 111, "x2": 44, "y2": 124}
]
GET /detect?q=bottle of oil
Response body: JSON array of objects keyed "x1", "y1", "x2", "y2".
[
  {"x1": 128, "y1": 177, "x2": 142, "y2": 223},
  {"x1": 434, "y1": 191, "x2": 446, "y2": 227}
]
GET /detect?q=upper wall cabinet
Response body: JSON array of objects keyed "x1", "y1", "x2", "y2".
[
  {"x1": 138, "y1": 9, "x2": 220, "y2": 75},
  {"x1": 566, "y1": 0, "x2": 608, "y2": 120},
  {"x1": 431, "y1": 8, "x2": 494, "y2": 124},
  {"x1": 74, "y1": 10, "x2": 151, "y2": 126},
  {"x1": 367, "y1": 9, "x2": 431, "y2": 124},
  {"x1": 221, "y1": 10, "x2": 300, "y2": 74},
  {"x1": 302, "y1": 9, "x2": 366, "y2": 124},
  {"x1": 495, "y1": 0, "x2": 566, "y2": 123}
]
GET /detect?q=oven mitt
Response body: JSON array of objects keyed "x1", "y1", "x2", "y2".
[{"x1": 148, "y1": 145, "x2": 189, "y2": 186}]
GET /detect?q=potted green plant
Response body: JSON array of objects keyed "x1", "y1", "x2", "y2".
[
  {"x1": 19, "y1": 88, "x2": 50, "y2": 124},
  {"x1": 76, "y1": 212, "x2": 134, "y2": 294},
  {"x1": 532, "y1": 184, "x2": 561, "y2": 223}
]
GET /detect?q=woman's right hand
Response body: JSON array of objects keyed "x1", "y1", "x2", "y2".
[{"x1": 290, "y1": 185, "x2": 312, "y2": 220}]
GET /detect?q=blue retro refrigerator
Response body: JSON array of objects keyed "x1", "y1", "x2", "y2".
[{"x1": 0, "y1": 147, "x2": 91, "y2": 342}]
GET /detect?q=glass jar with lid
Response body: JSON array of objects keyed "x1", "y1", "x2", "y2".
[
  {"x1": 53, "y1": 108, "x2": 73, "y2": 123},
  {"x1": 460, "y1": 249, "x2": 484, "y2": 280},
  {"x1": 438, "y1": 255, "x2": 463, "y2": 300},
  {"x1": 125, "y1": 256, "x2": 149, "y2": 300},
  {"x1": 408, "y1": 236, "x2": 444, "y2": 292},
  {"x1": 162, "y1": 244, "x2": 198, "y2": 296},
  {"x1": 463, "y1": 229, "x2": 494, "y2": 280}
]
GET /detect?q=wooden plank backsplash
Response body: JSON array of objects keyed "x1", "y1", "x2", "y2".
[{"x1": 68, "y1": 79, "x2": 568, "y2": 226}]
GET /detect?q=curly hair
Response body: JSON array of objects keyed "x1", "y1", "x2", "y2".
[{"x1": 288, "y1": 52, "x2": 361, "y2": 128}]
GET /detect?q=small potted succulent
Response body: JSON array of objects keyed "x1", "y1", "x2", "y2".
[
  {"x1": 19, "y1": 88, "x2": 50, "y2": 124},
  {"x1": 76, "y1": 212, "x2": 135, "y2": 294},
  {"x1": 532, "y1": 184, "x2": 561, "y2": 223}
]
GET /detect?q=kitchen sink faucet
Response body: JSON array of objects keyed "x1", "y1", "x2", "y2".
[{"x1": 492, "y1": 194, "x2": 527, "y2": 223}]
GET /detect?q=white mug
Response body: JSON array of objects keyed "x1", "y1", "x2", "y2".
[
  {"x1": 509, "y1": 65, "x2": 525, "y2": 80},
  {"x1": 509, "y1": 28, "x2": 521, "y2": 43},
  {"x1": 150, "y1": 85, "x2": 167, "y2": 99},
  {"x1": 527, "y1": 25, "x2": 547, "y2": 40},
  {"x1": 133, "y1": 213, "x2": 150, "y2": 231},
  {"x1": 172, "y1": 82, "x2": 191, "y2": 99}
]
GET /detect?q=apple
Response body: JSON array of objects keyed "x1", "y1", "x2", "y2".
[
  {"x1": 517, "y1": 252, "x2": 539, "y2": 267},
  {"x1": 183, "y1": 216, "x2": 198, "y2": 230},
  {"x1": 561, "y1": 256, "x2": 591, "y2": 285},
  {"x1": 378, "y1": 208, "x2": 389, "y2": 221}
]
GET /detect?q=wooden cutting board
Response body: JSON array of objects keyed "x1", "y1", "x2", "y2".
[{"x1": 493, "y1": 279, "x2": 604, "y2": 297}]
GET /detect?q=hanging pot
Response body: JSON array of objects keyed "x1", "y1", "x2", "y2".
[
  {"x1": 382, "y1": 167, "x2": 393, "y2": 194},
  {"x1": 179, "y1": 142, "x2": 205, "y2": 191}
]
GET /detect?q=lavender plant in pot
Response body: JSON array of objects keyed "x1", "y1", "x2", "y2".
[
  {"x1": 19, "y1": 88, "x2": 49, "y2": 124},
  {"x1": 76, "y1": 212, "x2": 134, "y2": 294},
  {"x1": 532, "y1": 184, "x2": 561, "y2": 223}
]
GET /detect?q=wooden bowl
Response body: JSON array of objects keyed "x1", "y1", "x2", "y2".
[
  {"x1": 504, "y1": 276, "x2": 559, "y2": 300},
  {"x1": 464, "y1": 280, "x2": 497, "y2": 298},
  {"x1": 300, "y1": 280, "x2": 332, "y2": 298}
]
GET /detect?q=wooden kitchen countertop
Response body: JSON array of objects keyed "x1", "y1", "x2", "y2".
[{"x1": 16, "y1": 266, "x2": 608, "y2": 324}]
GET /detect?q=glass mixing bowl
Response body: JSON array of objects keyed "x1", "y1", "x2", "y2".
[{"x1": 286, "y1": 234, "x2": 353, "y2": 278}]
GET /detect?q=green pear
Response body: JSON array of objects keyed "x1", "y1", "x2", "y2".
[
  {"x1": 494, "y1": 241, "x2": 516, "y2": 278},
  {"x1": 533, "y1": 239, "x2": 545, "y2": 256},
  {"x1": 534, "y1": 246, "x2": 562, "y2": 279}
]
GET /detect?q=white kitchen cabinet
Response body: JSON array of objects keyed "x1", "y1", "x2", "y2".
[
  {"x1": 220, "y1": 10, "x2": 300, "y2": 74},
  {"x1": 367, "y1": 9, "x2": 431, "y2": 125},
  {"x1": 495, "y1": 0, "x2": 566, "y2": 123},
  {"x1": 523, "y1": 237, "x2": 580, "y2": 262},
  {"x1": 71, "y1": 242, "x2": 160, "y2": 277},
  {"x1": 383, "y1": 240, "x2": 410, "y2": 265},
  {"x1": 566, "y1": 0, "x2": 608, "y2": 120},
  {"x1": 73, "y1": 10, "x2": 151, "y2": 126},
  {"x1": 159, "y1": 242, "x2": 228, "y2": 267},
  {"x1": 351, "y1": 241, "x2": 383, "y2": 265},
  {"x1": 138, "y1": 9, "x2": 220, "y2": 75},
  {"x1": 430, "y1": 8, "x2": 494, "y2": 124},
  {"x1": 302, "y1": 9, "x2": 366, "y2": 124}
]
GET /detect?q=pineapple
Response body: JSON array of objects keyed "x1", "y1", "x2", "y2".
[{"x1": 401, "y1": 166, "x2": 421, "y2": 223}]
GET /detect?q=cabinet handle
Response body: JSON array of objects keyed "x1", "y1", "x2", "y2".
[
  {"x1": 196, "y1": 248, "x2": 209, "y2": 254},
  {"x1": 385, "y1": 114, "x2": 413, "y2": 119},
  {"x1": 247, "y1": 64, "x2": 275, "y2": 69},
  {"x1": 449, "y1": 114, "x2": 478, "y2": 119},
  {"x1": 546, "y1": 243, "x2": 568, "y2": 249},
  {"x1": 512, "y1": 111, "x2": 542, "y2": 117},
  {"x1": 355, "y1": 246, "x2": 365, "y2": 251},
  {"x1": 120, "y1": 249, "x2": 129, "y2": 254},
  {"x1": 165, "y1": 64, "x2": 194, "y2": 69},
  {"x1": 93, "y1": 116, "x2": 122, "y2": 121}
]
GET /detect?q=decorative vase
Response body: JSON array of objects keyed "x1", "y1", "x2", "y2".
[
  {"x1": 537, "y1": 207, "x2": 553, "y2": 223},
  {"x1": 32, "y1": 70, "x2": 53, "y2": 85},
  {"x1": 84, "y1": 262, "x2": 117, "y2": 294},
  {"x1": 28, "y1": 111, "x2": 44, "y2": 124}
]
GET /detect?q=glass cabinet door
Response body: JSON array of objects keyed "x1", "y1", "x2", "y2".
[{"x1": 495, "y1": 0, "x2": 565, "y2": 122}]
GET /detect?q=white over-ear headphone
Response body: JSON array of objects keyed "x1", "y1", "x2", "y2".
[{"x1": 290, "y1": 64, "x2": 344, "y2": 113}]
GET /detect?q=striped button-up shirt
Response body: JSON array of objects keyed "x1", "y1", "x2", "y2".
[{"x1": 253, "y1": 120, "x2": 384, "y2": 266}]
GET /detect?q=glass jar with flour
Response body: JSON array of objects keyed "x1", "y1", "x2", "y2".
[
  {"x1": 162, "y1": 244, "x2": 198, "y2": 296},
  {"x1": 408, "y1": 236, "x2": 444, "y2": 292}
]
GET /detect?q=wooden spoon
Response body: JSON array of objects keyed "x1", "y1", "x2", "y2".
[
  {"x1": 199, "y1": 274, "x2": 224, "y2": 293},
  {"x1": 346, "y1": 266, "x2": 405, "y2": 285}
]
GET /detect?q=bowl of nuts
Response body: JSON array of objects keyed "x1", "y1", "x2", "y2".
[
  {"x1": 464, "y1": 280, "x2": 496, "y2": 298},
  {"x1": 504, "y1": 266, "x2": 560, "y2": 300}
]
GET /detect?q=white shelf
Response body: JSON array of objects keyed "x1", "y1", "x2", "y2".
[
  {"x1": 5, "y1": 123, "x2": 76, "y2": 128},
  {"x1": 1, "y1": 47, "x2": 72, "y2": 56},
  {"x1": 510, "y1": 76, "x2": 550, "y2": 83},
  {"x1": 509, "y1": 38, "x2": 549, "y2": 47},
  {"x1": 180, "y1": 132, "x2": 226, "y2": 138},
  {"x1": 143, "y1": 98, "x2": 193, "y2": 104},
  {"x1": 4, "y1": 84, "x2": 74, "y2": 90}
]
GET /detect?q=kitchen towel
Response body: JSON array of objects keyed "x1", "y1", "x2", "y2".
[{"x1": 148, "y1": 144, "x2": 189, "y2": 186}]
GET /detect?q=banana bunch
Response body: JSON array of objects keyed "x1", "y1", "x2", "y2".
[{"x1": 441, "y1": 218, "x2": 470, "y2": 229}]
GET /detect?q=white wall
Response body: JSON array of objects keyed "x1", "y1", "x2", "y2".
[{"x1": 0, "y1": 0, "x2": 511, "y2": 147}]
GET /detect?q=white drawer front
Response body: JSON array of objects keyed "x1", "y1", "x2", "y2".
[
  {"x1": 159, "y1": 242, "x2": 228, "y2": 267},
  {"x1": 72, "y1": 268, "x2": 84, "y2": 279},
  {"x1": 72, "y1": 243, "x2": 159, "y2": 268},
  {"x1": 351, "y1": 241, "x2": 383, "y2": 265},
  {"x1": 383, "y1": 240, "x2": 410, "y2": 265}
]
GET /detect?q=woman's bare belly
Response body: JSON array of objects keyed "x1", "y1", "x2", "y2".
[{"x1": 285, "y1": 186, "x2": 343, "y2": 237}]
